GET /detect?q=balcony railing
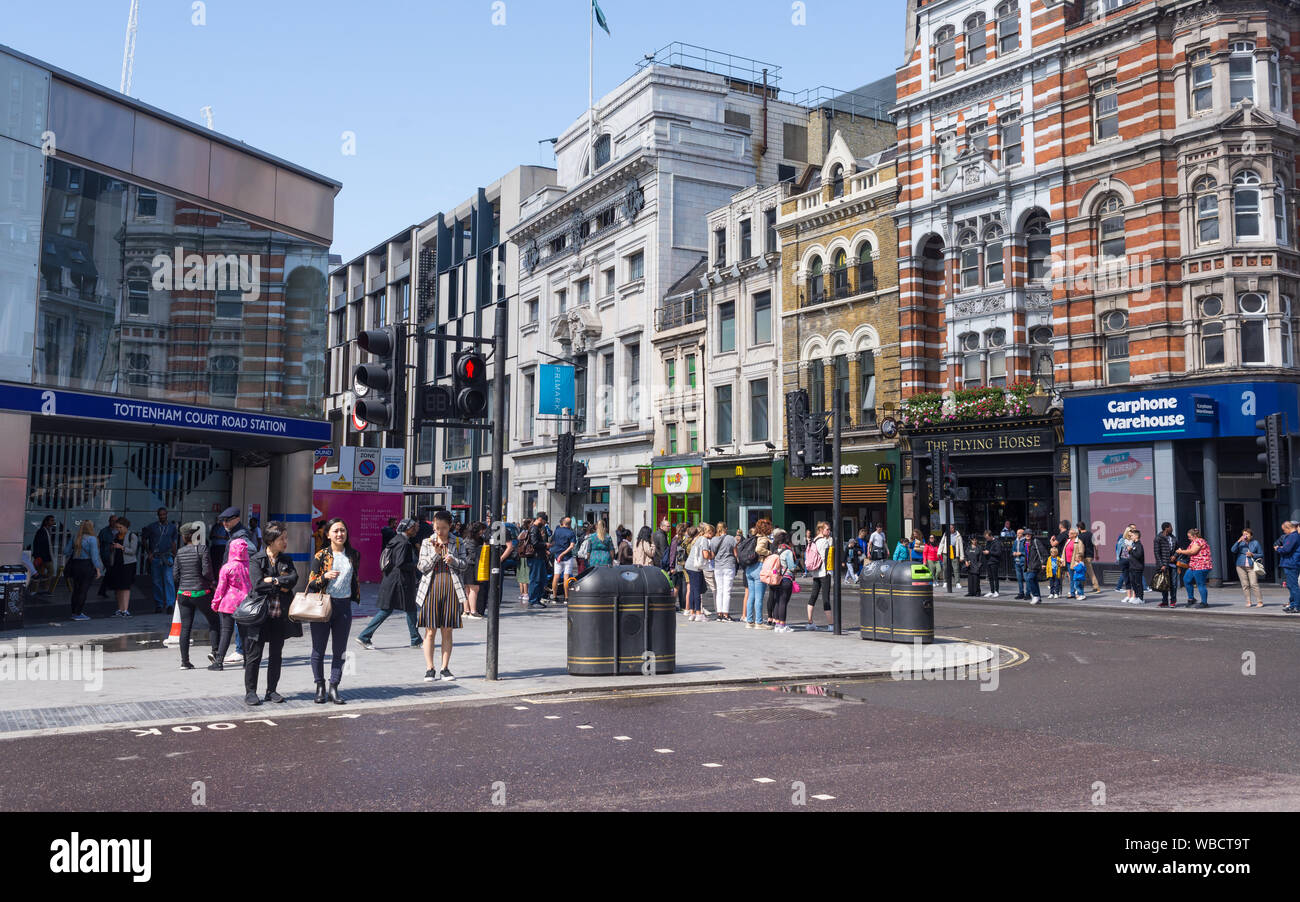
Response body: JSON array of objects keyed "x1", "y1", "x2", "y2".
[
  {"x1": 805, "y1": 270, "x2": 877, "y2": 307},
  {"x1": 655, "y1": 292, "x2": 707, "y2": 331}
]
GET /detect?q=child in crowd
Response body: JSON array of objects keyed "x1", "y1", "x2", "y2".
[{"x1": 1046, "y1": 543, "x2": 1064, "y2": 599}]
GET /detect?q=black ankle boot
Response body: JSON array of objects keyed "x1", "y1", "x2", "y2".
[
  {"x1": 328, "y1": 682, "x2": 345, "y2": 705},
  {"x1": 314, "y1": 680, "x2": 327, "y2": 704}
]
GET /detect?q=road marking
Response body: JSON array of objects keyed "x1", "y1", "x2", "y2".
[
  {"x1": 655, "y1": 748, "x2": 674, "y2": 754},
  {"x1": 577, "y1": 724, "x2": 594, "y2": 730},
  {"x1": 328, "y1": 714, "x2": 360, "y2": 719},
  {"x1": 165, "y1": 751, "x2": 190, "y2": 758},
  {"x1": 544, "y1": 715, "x2": 561, "y2": 720},
  {"x1": 812, "y1": 794, "x2": 836, "y2": 800},
  {"x1": 513, "y1": 705, "x2": 530, "y2": 710},
  {"x1": 1069, "y1": 652, "x2": 1090, "y2": 664},
  {"x1": 614, "y1": 735, "x2": 631, "y2": 741},
  {"x1": 702, "y1": 763, "x2": 722, "y2": 768},
  {"x1": 115, "y1": 755, "x2": 141, "y2": 761},
  {"x1": 753, "y1": 778, "x2": 775, "y2": 784}
]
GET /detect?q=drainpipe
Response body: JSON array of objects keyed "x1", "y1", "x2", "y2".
[{"x1": 761, "y1": 69, "x2": 769, "y2": 158}]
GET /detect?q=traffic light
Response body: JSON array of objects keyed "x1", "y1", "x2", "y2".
[
  {"x1": 572, "y1": 460, "x2": 590, "y2": 493},
  {"x1": 804, "y1": 410, "x2": 827, "y2": 467},
  {"x1": 1256, "y1": 413, "x2": 1284, "y2": 485},
  {"x1": 785, "y1": 390, "x2": 809, "y2": 479},
  {"x1": 556, "y1": 432, "x2": 574, "y2": 495},
  {"x1": 453, "y1": 351, "x2": 489, "y2": 419},
  {"x1": 916, "y1": 452, "x2": 935, "y2": 509},
  {"x1": 354, "y1": 326, "x2": 404, "y2": 431},
  {"x1": 418, "y1": 384, "x2": 454, "y2": 421},
  {"x1": 943, "y1": 465, "x2": 959, "y2": 501}
]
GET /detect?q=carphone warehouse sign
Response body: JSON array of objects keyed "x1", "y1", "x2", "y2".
[{"x1": 1064, "y1": 382, "x2": 1299, "y2": 445}]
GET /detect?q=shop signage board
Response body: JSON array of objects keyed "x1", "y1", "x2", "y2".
[
  {"x1": 915, "y1": 428, "x2": 1054, "y2": 455},
  {"x1": 1063, "y1": 382, "x2": 1300, "y2": 446}
]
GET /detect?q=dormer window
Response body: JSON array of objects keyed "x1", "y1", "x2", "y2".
[{"x1": 831, "y1": 164, "x2": 845, "y2": 199}]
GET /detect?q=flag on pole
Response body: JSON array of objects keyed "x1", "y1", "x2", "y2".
[{"x1": 593, "y1": 0, "x2": 611, "y2": 36}]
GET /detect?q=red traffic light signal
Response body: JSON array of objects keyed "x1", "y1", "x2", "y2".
[{"x1": 454, "y1": 352, "x2": 489, "y2": 419}]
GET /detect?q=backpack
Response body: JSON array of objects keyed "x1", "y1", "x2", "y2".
[
  {"x1": 804, "y1": 540, "x2": 823, "y2": 572},
  {"x1": 517, "y1": 528, "x2": 536, "y2": 558},
  {"x1": 380, "y1": 542, "x2": 395, "y2": 575},
  {"x1": 735, "y1": 535, "x2": 760, "y2": 568},
  {"x1": 660, "y1": 541, "x2": 675, "y2": 570},
  {"x1": 759, "y1": 553, "x2": 785, "y2": 586}
]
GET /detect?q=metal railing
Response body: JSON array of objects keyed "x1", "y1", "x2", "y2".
[
  {"x1": 637, "y1": 43, "x2": 782, "y2": 93},
  {"x1": 655, "y1": 292, "x2": 707, "y2": 331},
  {"x1": 787, "y1": 85, "x2": 896, "y2": 122}
]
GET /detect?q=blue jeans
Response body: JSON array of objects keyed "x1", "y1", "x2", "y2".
[
  {"x1": 1184, "y1": 568, "x2": 1209, "y2": 605},
  {"x1": 1014, "y1": 561, "x2": 1027, "y2": 596},
  {"x1": 234, "y1": 623, "x2": 244, "y2": 655},
  {"x1": 309, "y1": 603, "x2": 352, "y2": 684},
  {"x1": 152, "y1": 554, "x2": 175, "y2": 609},
  {"x1": 1024, "y1": 570, "x2": 1041, "y2": 599},
  {"x1": 527, "y1": 557, "x2": 548, "y2": 604},
  {"x1": 1070, "y1": 573, "x2": 1085, "y2": 597},
  {"x1": 358, "y1": 607, "x2": 420, "y2": 644},
  {"x1": 1115, "y1": 567, "x2": 1128, "y2": 591},
  {"x1": 744, "y1": 562, "x2": 766, "y2": 623},
  {"x1": 1281, "y1": 567, "x2": 1300, "y2": 609}
]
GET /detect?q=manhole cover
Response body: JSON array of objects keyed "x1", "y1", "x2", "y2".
[{"x1": 714, "y1": 707, "x2": 834, "y2": 724}]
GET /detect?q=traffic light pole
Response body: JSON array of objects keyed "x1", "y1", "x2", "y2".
[
  {"x1": 485, "y1": 303, "x2": 507, "y2": 681},
  {"x1": 831, "y1": 389, "x2": 842, "y2": 637}
]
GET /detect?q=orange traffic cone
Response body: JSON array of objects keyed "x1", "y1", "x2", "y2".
[{"x1": 162, "y1": 603, "x2": 182, "y2": 647}]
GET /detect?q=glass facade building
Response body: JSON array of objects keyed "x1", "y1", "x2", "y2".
[{"x1": 0, "y1": 44, "x2": 339, "y2": 611}]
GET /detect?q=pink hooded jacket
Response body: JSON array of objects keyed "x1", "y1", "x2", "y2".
[{"x1": 212, "y1": 541, "x2": 252, "y2": 614}]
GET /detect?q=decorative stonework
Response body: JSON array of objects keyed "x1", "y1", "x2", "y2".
[{"x1": 953, "y1": 295, "x2": 1008, "y2": 318}]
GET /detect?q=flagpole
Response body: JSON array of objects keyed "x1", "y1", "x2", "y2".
[{"x1": 588, "y1": 0, "x2": 595, "y2": 181}]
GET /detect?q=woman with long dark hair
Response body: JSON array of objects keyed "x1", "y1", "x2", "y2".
[
  {"x1": 307, "y1": 518, "x2": 359, "y2": 704},
  {"x1": 106, "y1": 518, "x2": 139, "y2": 617},
  {"x1": 633, "y1": 526, "x2": 656, "y2": 565},
  {"x1": 243, "y1": 522, "x2": 300, "y2": 706}
]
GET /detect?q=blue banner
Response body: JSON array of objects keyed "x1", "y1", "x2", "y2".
[
  {"x1": 0, "y1": 382, "x2": 331, "y2": 443},
  {"x1": 1063, "y1": 381, "x2": 1300, "y2": 446},
  {"x1": 538, "y1": 365, "x2": 576, "y2": 417}
]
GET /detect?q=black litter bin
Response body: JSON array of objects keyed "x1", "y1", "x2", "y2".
[
  {"x1": 859, "y1": 560, "x2": 934, "y2": 644},
  {"x1": 567, "y1": 565, "x2": 676, "y2": 675},
  {"x1": 0, "y1": 565, "x2": 29, "y2": 632}
]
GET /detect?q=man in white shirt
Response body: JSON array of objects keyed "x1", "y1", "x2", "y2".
[{"x1": 869, "y1": 524, "x2": 888, "y2": 561}]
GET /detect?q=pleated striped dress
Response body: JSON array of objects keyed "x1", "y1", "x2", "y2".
[{"x1": 415, "y1": 536, "x2": 465, "y2": 630}]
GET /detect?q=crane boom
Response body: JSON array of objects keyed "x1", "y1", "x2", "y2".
[{"x1": 120, "y1": 0, "x2": 139, "y2": 95}]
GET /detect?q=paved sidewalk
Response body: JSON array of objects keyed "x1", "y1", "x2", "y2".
[
  {"x1": 925, "y1": 574, "x2": 1300, "y2": 616},
  {"x1": 0, "y1": 588, "x2": 995, "y2": 737}
]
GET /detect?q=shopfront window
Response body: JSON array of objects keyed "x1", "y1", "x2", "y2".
[{"x1": 35, "y1": 158, "x2": 328, "y2": 417}]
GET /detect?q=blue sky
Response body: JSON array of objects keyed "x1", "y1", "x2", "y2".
[{"x1": 4, "y1": 0, "x2": 906, "y2": 259}]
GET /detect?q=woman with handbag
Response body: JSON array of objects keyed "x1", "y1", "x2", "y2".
[
  {"x1": 767, "y1": 531, "x2": 797, "y2": 633},
  {"x1": 1175, "y1": 528, "x2": 1213, "y2": 608},
  {"x1": 1154, "y1": 522, "x2": 1178, "y2": 608},
  {"x1": 243, "y1": 522, "x2": 300, "y2": 706},
  {"x1": 416, "y1": 510, "x2": 467, "y2": 682},
  {"x1": 681, "y1": 526, "x2": 705, "y2": 621},
  {"x1": 306, "y1": 518, "x2": 359, "y2": 704},
  {"x1": 1231, "y1": 528, "x2": 1264, "y2": 608}
]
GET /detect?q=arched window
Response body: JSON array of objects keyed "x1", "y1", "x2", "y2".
[
  {"x1": 1103, "y1": 310, "x2": 1130, "y2": 384},
  {"x1": 833, "y1": 249, "x2": 849, "y2": 296},
  {"x1": 857, "y1": 242, "x2": 876, "y2": 292},
  {"x1": 996, "y1": 1, "x2": 1019, "y2": 54},
  {"x1": 125, "y1": 352, "x2": 150, "y2": 386},
  {"x1": 1098, "y1": 195, "x2": 1126, "y2": 259},
  {"x1": 1190, "y1": 48, "x2": 1214, "y2": 113},
  {"x1": 1276, "y1": 178, "x2": 1290, "y2": 246},
  {"x1": 808, "y1": 256, "x2": 824, "y2": 303},
  {"x1": 1230, "y1": 41, "x2": 1256, "y2": 105},
  {"x1": 831, "y1": 164, "x2": 845, "y2": 199},
  {"x1": 984, "y1": 225, "x2": 1005, "y2": 284},
  {"x1": 960, "y1": 332, "x2": 982, "y2": 387},
  {"x1": 936, "y1": 26, "x2": 956, "y2": 78},
  {"x1": 1200, "y1": 297, "x2": 1225, "y2": 366},
  {"x1": 594, "y1": 134, "x2": 611, "y2": 170},
  {"x1": 959, "y1": 230, "x2": 980, "y2": 289},
  {"x1": 1195, "y1": 176, "x2": 1219, "y2": 244},
  {"x1": 1235, "y1": 170, "x2": 1262, "y2": 239},
  {"x1": 1239, "y1": 292, "x2": 1268, "y2": 364},
  {"x1": 965, "y1": 14, "x2": 987, "y2": 67},
  {"x1": 210, "y1": 355, "x2": 239, "y2": 397},
  {"x1": 1026, "y1": 212, "x2": 1051, "y2": 280}
]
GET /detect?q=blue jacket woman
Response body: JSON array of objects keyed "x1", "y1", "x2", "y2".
[{"x1": 1230, "y1": 536, "x2": 1263, "y2": 570}]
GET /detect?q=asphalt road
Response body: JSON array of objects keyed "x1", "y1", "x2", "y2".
[{"x1": 1, "y1": 598, "x2": 1296, "y2": 813}]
